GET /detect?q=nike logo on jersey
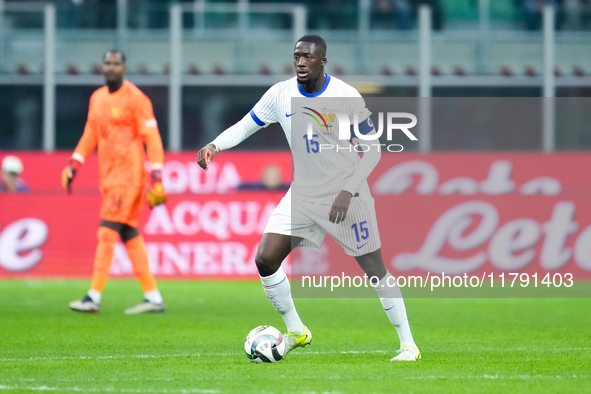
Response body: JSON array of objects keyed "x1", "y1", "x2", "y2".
[
  {"x1": 286, "y1": 113, "x2": 295, "y2": 117},
  {"x1": 357, "y1": 243, "x2": 368, "y2": 250}
]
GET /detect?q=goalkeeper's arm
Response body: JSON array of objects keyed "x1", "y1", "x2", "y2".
[
  {"x1": 61, "y1": 152, "x2": 84, "y2": 191},
  {"x1": 143, "y1": 131, "x2": 167, "y2": 208},
  {"x1": 61, "y1": 121, "x2": 98, "y2": 192}
]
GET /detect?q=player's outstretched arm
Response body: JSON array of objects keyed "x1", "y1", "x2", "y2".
[
  {"x1": 197, "y1": 112, "x2": 265, "y2": 172},
  {"x1": 197, "y1": 144, "x2": 217, "y2": 171}
]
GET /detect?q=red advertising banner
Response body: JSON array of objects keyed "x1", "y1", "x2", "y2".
[
  {"x1": 1, "y1": 152, "x2": 591, "y2": 281},
  {"x1": 0, "y1": 152, "x2": 290, "y2": 279},
  {"x1": 292, "y1": 153, "x2": 591, "y2": 283}
]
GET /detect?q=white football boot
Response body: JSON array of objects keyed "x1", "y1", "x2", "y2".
[
  {"x1": 69, "y1": 295, "x2": 100, "y2": 314},
  {"x1": 124, "y1": 299, "x2": 165, "y2": 314},
  {"x1": 390, "y1": 346, "x2": 421, "y2": 361}
]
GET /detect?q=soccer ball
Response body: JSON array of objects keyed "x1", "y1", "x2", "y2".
[{"x1": 244, "y1": 325, "x2": 286, "y2": 363}]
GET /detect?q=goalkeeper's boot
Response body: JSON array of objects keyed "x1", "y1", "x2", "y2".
[
  {"x1": 69, "y1": 295, "x2": 100, "y2": 314},
  {"x1": 124, "y1": 299, "x2": 165, "y2": 315},
  {"x1": 283, "y1": 325, "x2": 312, "y2": 357},
  {"x1": 390, "y1": 345, "x2": 421, "y2": 361}
]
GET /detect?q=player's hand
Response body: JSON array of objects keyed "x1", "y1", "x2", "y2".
[
  {"x1": 196, "y1": 144, "x2": 216, "y2": 171},
  {"x1": 146, "y1": 170, "x2": 167, "y2": 208},
  {"x1": 329, "y1": 190, "x2": 353, "y2": 224},
  {"x1": 61, "y1": 159, "x2": 81, "y2": 192}
]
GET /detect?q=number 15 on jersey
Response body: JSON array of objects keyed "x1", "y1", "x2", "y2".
[
  {"x1": 351, "y1": 221, "x2": 369, "y2": 242},
  {"x1": 303, "y1": 134, "x2": 319, "y2": 153}
]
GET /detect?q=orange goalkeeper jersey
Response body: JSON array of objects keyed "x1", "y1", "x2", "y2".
[{"x1": 74, "y1": 81, "x2": 162, "y2": 191}]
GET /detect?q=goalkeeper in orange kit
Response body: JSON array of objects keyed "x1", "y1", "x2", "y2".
[{"x1": 62, "y1": 49, "x2": 167, "y2": 314}]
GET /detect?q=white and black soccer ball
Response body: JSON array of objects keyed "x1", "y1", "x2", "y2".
[{"x1": 244, "y1": 325, "x2": 286, "y2": 363}]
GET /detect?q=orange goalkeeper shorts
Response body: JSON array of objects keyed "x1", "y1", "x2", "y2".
[{"x1": 99, "y1": 185, "x2": 146, "y2": 228}]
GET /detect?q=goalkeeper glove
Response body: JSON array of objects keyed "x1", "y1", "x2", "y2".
[
  {"x1": 61, "y1": 159, "x2": 81, "y2": 192},
  {"x1": 146, "y1": 170, "x2": 167, "y2": 208}
]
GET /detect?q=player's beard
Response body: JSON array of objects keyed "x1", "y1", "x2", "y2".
[
  {"x1": 296, "y1": 73, "x2": 314, "y2": 89},
  {"x1": 105, "y1": 78, "x2": 124, "y2": 93}
]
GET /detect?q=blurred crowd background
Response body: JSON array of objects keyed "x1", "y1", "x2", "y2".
[
  {"x1": 5, "y1": 0, "x2": 591, "y2": 31},
  {"x1": 0, "y1": 0, "x2": 590, "y2": 152}
]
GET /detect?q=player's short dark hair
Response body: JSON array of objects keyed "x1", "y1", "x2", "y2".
[
  {"x1": 296, "y1": 35, "x2": 327, "y2": 56},
  {"x1": 103, "y1": 49, "x2": 126, "y2": 63}
]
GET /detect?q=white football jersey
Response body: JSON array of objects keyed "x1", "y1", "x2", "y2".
[{"x1": 250, "y1": 75, "x2": 373, "y2": 204}]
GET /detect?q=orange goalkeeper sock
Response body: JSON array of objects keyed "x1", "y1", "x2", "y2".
[
  {"x1": 90, "y1": 227, "x2": 119, "y2": 292},
  {"x1": 125, "y1": 235, "x2": 158, "y2": 293}
]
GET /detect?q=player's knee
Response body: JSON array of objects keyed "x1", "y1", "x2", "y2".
[
  {"x1": 132, "y1": 265, "x2": 150, "y2": 278},
  {"x1": 255, "y1": 250, "x2": 281, "y2": 277},
  {"x1": 97, "y1": 226, "x2": 119, "y2": 244},
  {"x1": 361, "y1": 262, "x2": 388, "y2": 280},
  {"x1": 94, "y1": 227, "x2": 119, "y2": 276},
  {"x1": 363, "y1": 265, "x2": 387, "y2": 281},
  {"x1": 356, "y1": 250, "x2": 387, "y2": 280}
]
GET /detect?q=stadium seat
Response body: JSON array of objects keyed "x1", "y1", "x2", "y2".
[
  {"x1": 573, "y1": 65, "x2": 585, "y2": 77},
  {"x1": 380, "y1": 66, "x2": 394, "y2": 76},
  {"x1": 524, "y1": 66, "x2": 537, "y2": 77},
  {"x1": 332, "y1": 65, "x2": 346, "y2": 76},
  {"x1": 499, "y1": 65, "x2": 513, "y2": 76},
  {"x1": 405, "y1": 66, "x2": 417, "y2": 76},
  {"x1": 283, "y1": 65, "x2": 294, "y2": 75},
  {"x1": 259, "y1": 64, "x2": 272, "y2": 75},
  {"x1": 15, "y1": 64, "x2": 30, "y2": 75},
  {"x1": 137, "y1": 64, "x2": 150, "y2": 75},
  {"x1": 188, "y1": 64, "x2": 201, "y2": 75},
  {"x1": 91, "y1": 64, "x2": 102, "y2": 75},
  {"x1": 453, "y1": 65, "x2": 466, "y2": 76},
  {"x1": 65, "y1": 64, "x2": 79, "y2": 75}
]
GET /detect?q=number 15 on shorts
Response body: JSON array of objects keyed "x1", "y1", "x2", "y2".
[{"x1": 351, "y1": 221, "x2": 369, "y2": 242}]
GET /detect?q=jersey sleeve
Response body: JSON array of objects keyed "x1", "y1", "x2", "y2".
[
  {"x1": 143, "y1": 132, "x2": 164, "y2": 168},
  {"x1": 346, "y1": 89, "x2": 372, "y2": 127},
  {"x1": 249, "y1": 83, "x2": 280, "y2": 127},
  {"x1": 134, "y1": 92, "x2": 159, "y2": 137},
  {"x1": 210, "y1": 113, "x2": 263, "y2": 152},
  {"x1": 73, "y1": 95, "x2": 99, "y2": 161}
]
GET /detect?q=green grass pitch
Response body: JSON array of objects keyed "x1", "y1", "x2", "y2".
[{"x1": 1, "y1": 280, "x2": 590, "y2": 393}]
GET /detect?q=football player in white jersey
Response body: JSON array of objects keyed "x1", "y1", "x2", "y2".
[{"x1": 197, "y1": 35, "x2": 420, "y2": 361}]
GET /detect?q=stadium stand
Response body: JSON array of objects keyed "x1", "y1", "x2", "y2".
[{"x1": 0, "y1": 1, "x2": 589, "y2": 77}]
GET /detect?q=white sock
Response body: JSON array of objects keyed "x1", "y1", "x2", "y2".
[
  {"x1": 87, "y1": 289, "x2": 102, "y2": 305},
  {"x1": 144, "y1": 289, "x2": 163, "y2": 304},
  {"x1": 375, "y1": 272, "x2": 417, "y2": 349},
  {"x1": 260, "y1": 267, "x2": 304, "y2": 335}
]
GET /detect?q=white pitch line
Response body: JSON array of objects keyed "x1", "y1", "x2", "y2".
[
  {"x1": 5, "y1": 378, "x2": 176, "y2": 383},
  {"x1": 405, "y1": 374, "x2": 589, "y2": 380},
  {"x1": 0, "y1": 386, "x2": 219, "y2": 393},
  {"x1": 1, "y1": 347, "x2": 590, "y2": 362},
  {"x1": 0, "y1": 350, "x2": 390, "y2": 362},
  {"x1": 0, "y1": 354, "x2": 200, "y2": 362}
]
